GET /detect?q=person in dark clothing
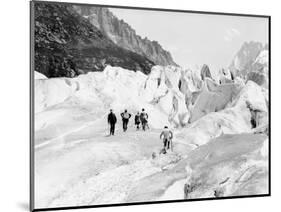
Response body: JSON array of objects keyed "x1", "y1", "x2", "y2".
[
  {"x1": 135, "y1": 112, "x2": 141, "y2": 130},
  {"x1": 120, "y1": 109, "x2": 131, "y2": 132},
  {"x1": 107, "y1": 109, "x2": 117, "y2": 136},
  {"x1": 140, "y1": 108, "x2": 149, "y2": 131}
]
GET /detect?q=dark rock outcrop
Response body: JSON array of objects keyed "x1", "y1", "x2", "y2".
[
  {"x1": 200, "y1": 64, "x2": 212, "y2": 80},
  {"x1": 73, "y1": 6, "x2": 178, "y2": 66},
  {"x1": 33, "y1": 2, "x2": 155, "y2": 78}
]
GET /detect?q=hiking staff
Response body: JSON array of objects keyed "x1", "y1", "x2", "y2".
[{"x1": 170, "y1": 137, "x2": 173, "y2": 152}]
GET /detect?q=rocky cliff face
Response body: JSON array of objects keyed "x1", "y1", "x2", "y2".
[
  {"x1": 229, "y1": 41, "x2": 268, "y2": 87},
  {"x1": 73, "y1": 6, "x2": 178, "y2": 66},
  {"x1": 33, "y1": 2, "x2": 154, "y2": 78},
  {"x1": 229, "y1": 41, "x2": 268, "y2": 77}
]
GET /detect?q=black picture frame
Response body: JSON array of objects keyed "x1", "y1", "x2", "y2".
[{"x1": 30, "y1": 1, "x2": 271, "y2": 211}]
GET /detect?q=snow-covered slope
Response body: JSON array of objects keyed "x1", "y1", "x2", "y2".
[
  {"x1": 188, "y1": 78, "x2": 243, "y2": 123},
  {"x1": 34, "y1": 71, "x2": 47, "y2": 79},
  {"x1": 183, "y1": 133, "x2": 267, "y2": 199},
  {"x1": 125, "y1": 133, "x2": 268, "y2": 202},
  {"x1": 176, "y1": 80, "x2": 268, "y2": 146},
  {"x1": 35, "y1": 65, "x2": 202, "y2": 130},
  {"x1": 255, "y1": 50, "x2": 269, "y2": 66},
  {"x1": 34, "y1": 64, "x2": 268, "y2": 208}
]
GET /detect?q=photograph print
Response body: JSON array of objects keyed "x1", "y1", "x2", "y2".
[{"x1": 31, "y1": 1, "x2": 270, "y2": 211}]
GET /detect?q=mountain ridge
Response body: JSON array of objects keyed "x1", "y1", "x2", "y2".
[
  {"x1": 73, "y1": 6, "x2": 178, "y2": 66},
  {"x1": 34, "y1": 2, "x2": 155, "y2": 78}
]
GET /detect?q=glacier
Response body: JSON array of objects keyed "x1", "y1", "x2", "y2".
[{"x1": 34, "y1": 65, "x2": 269, "y2": 208}]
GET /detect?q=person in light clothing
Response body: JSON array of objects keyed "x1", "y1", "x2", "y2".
[
  {"x1": 120, "y1": 109, "x2": 132, "y2": 132},
  {"x1": 160, "y1": 126, "x2": 173, "y2": 152}
]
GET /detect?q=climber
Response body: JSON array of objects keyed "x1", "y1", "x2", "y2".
[
  {"x1": 135, "y1": 112, "x2": 141, "y2": 130},
  {"x1": 184, "y1": 184, "x2": 191, "y2": 199},
  {"x1": 160, "y1": 126, "x2": 173, "y2": 152},
  {"x1": 140, "y1": 108, "x2": 149, "y2": 131},
  {"x1": 107, "y1": 109, "x2": 117, "y2": 136},
  {"x1": 120, "y1": 109, "x2": 131, "y2": 132}
]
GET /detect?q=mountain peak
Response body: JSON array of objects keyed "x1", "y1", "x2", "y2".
[
  {"x1": 230, "y1": 41, "x2": 264, "y2": 73},
  {"x1": 229, "y1": 41, "x2": 268, "y2": 87}
]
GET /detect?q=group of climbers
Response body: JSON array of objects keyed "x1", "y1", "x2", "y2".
[
  {"x1": 107, "y1": 108, "x2": 173, "y2": 154},
  {"x1": 134, "y1": 109, "x2": 149, "y2": 131},
  {"x1": 107, "y1": 108, "x2": 149, "y2": 135}
]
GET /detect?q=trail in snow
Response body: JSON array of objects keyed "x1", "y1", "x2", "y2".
[
  {"x1": 49, "y1": 160, "x2": 161, "y2": 206},
  {"x1": 35, "y1": 117, "x2": 192, "y2": 208}
]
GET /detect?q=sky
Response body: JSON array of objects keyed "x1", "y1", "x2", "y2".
[{"x1": 110, "y1": 8, "x2": 269, "y2": 72}]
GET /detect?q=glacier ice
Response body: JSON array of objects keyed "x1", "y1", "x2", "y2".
[{"x1": 34, "y1": 64, "x2": 269, "y2": 208}]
